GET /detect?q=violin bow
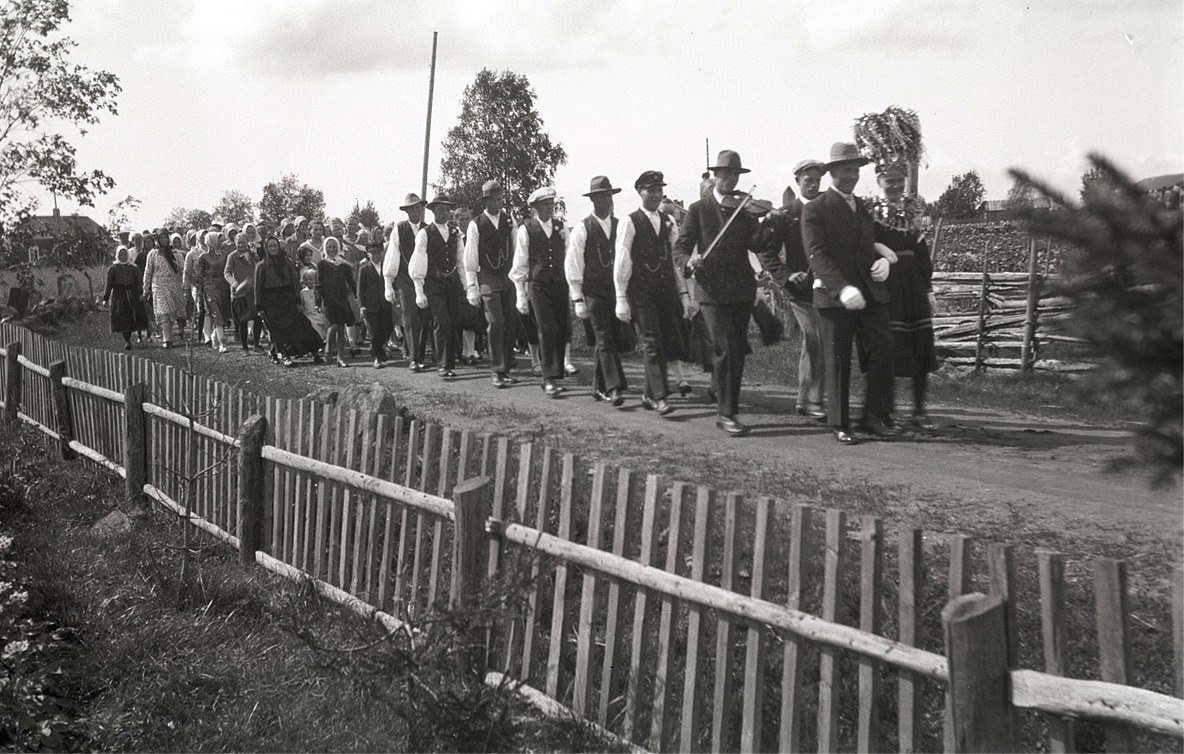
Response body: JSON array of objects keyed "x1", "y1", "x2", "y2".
[{"x1": 698, "y1": 184, "x2": 757, "y2": 263}]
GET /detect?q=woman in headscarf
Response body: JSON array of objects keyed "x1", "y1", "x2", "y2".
[
  {"x1": 141, "y1": 232, "x2": 188, "y2": 348},
  {"x1": 298, "y1": 219, "x2": 328, "y2": 267},
  {"x1": 102, "y1": 245, "x2": 148, "y2": 349},
  {"x1": 225, "y1": 231, "x2": 262, "y2": 353},
  {"x1": 183, "y1": 229, "x2": 209, "y2": 343},
  {"x1": 288, "y1": 216, "x2": 310, "y2": 258},
  {"x1": 241, "y1": 222, "x2": 263, "y2": 258},
  {"x1": 254, "y1": 236, "x2": 324, "y2": 366},
  {"x1": 197, "y1": 230, "x2": 233, "y2": 352},
  {"x1": 316, "y1": 236, "x2": 356, "y2": 367}
]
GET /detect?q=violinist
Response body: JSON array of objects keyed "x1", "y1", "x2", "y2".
[{"x1": 673, "y1": 150, "x2": 763, "y2": 437}]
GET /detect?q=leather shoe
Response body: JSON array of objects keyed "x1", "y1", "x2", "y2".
[
  {"x1": 655, "y1": 398, "x2": 674, "y2": 416},
  {"x1": 608, "y1": 389, "x2": 624, "y2": 407},
  {"x1": 592, "y1": 389, "x2": 609, "y2": 402},
  {"x1": 910, "y1": 414, "x2": 936, "y2": 431},
  {"x1": 640, "y1": 396, "x2": 657, "y2": 410},
  {"x1": 716, "y1": 416, "x2": 749, "y2": 437},
  {"x1": 492, "y1": 375, "x2": 508, "y2": 388},
  {"x1": 543, "y1": 381, "x2": 561, "y2": 397},
  {"x1": 858, "y1": 414, "x2": 903, "y2": 439},
  {"x1": 796, "y1": 404, "x2": 828, "y2": 421},
  {"x1": 833, "y1": 427, "x2": 860, "y2": 445}
]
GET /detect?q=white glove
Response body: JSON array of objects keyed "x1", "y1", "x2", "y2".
[
  {"x1": 574, "y1": 300, "x2": 589, "y2": 320},
  {"x1": 871, "y1": 258, "x2": 891, "y2": 282},
  {"x1": 466, "y1": 287, "x2": 481, "y2": 307},
  {"x1": 415, "y1": 293, "x2": 428, "y2": 309},
  {"x1": 681, "y1": 297, "x2": 695, "y2": 319},
  {"x1": 873, "y1": 242, "x2": 898, "y2": 264},
  {"x1": 839, "y1": 286, "x2": 866, "y2": 310},
  {"x1": 927, "y1": 290, "x2": 938, "y2": 313},
  {"x1": 384, "y1": 286, "x2": 396, "y2": 304},
  {"x1": 516, "y1": 296, "x2": 530, "y2": 315},
  {"x1": 615, "y1": 298, "x2": 631, "y2": 322}
]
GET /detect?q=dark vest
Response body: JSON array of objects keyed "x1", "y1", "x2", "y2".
[
  {"x1": 525, "y1": 218, "x2": 564, "y2": 283},
  {"x1": 396, "y1": 221, "x2": 419, "y2": 279},
  {"x1": 476, "y1": 212, "x2": 513, "y2": 275},
  {"x1": 424, "y1": 225, "x2": 457, "y2": 280},
  {"x1": 627, "y1": 209, "x2": 674, "y2": 291},
  {"x1": 581, "y1": 215, "x2": 617, "y2": 293}
]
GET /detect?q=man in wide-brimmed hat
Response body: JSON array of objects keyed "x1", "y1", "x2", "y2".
[
  {"x1": 462, "y1": 180, "x2": 520, "y2": 387},
  {"x1": 409, "y1": 193, "x2": 462, "y2": 379},
  {"x1": 803, "y1": 141, "x2": 898, "y2": 444},
  {"x1": 673, "y1": 149, "x2": 763, "y2": 437},
  {"x1": 510, "y1": 186, "x2": 570, "y2": 396},
  {"x1": 383, "y1": 192, "x2": 431, "y2": 370},
  {"x1": 565, "y1": 175, "x2": 629, "y2": 405},
  {"x1": 614, "y1": 170, "x2": 691, "y2": 416},
  {"x1": 756, "y1": 158, "x2": 829, "y2": 421}
]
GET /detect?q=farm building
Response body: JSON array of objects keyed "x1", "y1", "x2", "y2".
[{"x1": 15, "y1": 208, "x2": 112, "y2": 266}]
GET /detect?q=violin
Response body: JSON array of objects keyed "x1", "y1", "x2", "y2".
[{"x1": 719, "y1": 190, "x2": 775, "y2": 217}]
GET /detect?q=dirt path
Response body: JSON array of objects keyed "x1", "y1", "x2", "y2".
[{"x1": 52, "y1": 314, "x2": 1183, "y2": 565}]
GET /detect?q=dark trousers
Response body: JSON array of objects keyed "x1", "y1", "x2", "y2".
[
  {"x1": 479, "y1": 272, "x2": 517, "y2": 376},
  {"x1": 365, "y1": 303, "x2": 394, "y2": 362},
  {"x1": 700, "y1": 299, "x2": 754, "y2": 418},
  {"x1": 423, "y1": 276, "x2": 459, "y2": 371},
  {"x1": 628, "y1": 284, "x2": 681, "y2": 401},
  {"x1": 527, "y1": 278, "x2": 570, "y2": 381},
  {"x1": 818, "y1": 303, "x2": 894, "y2": 429},
  {"x1": 585, "y1": 289, "x2": 626, "y2": 394},
  {"x1": 395, "y1": 275, "x2": 428, "y2": 363}
]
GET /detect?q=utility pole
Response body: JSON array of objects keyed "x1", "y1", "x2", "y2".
[{"x1": 421, "y1": 31, "x2": 438, "y2": 201}]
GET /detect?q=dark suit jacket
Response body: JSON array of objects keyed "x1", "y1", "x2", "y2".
[
  {"x1": 756, "y1": 198, "x2": 814, "y2": 302},
  {"x1": 356, "y1": 261, "x2": 389, "y2": 311},
  {"x1": 803, "y1": 189, "x2": 889, "y2": 309},
  {"x1": 672, "y1": 193, "x2": 760, "y2": 305}
]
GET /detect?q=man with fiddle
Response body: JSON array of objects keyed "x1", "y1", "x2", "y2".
[
  {"x1": 803, "y1": 142, "x2": 898, "y2": 445},
  {"x1": 673, "y1": 150, "x2": 763, "y2": 437}
]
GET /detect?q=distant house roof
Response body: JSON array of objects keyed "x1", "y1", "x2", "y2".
[
  {"x1": 21, "y1": 212, "x2": 108, "y2": 242},
  {"x1": 1135, "y1": 173, "x2": 1184, "y2": 191}
]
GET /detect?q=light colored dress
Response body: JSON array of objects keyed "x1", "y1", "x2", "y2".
[
  {"x1": 142, "y1": 249, "x2": 188, "y2": 320},
  {"x1": 300, "y1": 286, "x2": 329, "y2": 338}
]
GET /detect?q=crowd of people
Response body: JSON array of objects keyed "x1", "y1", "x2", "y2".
[{"x1": 101, "y1": 142, "x2": 937, "y2": 445}]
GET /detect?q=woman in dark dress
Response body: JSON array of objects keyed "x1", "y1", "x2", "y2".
[
  {"x1": 253, "y1": 237, "x2": 324, "y2": 367},
  {"x1": 872, "y1": 161, "x2": 938, "y2": 428},
  {"x1": 316, "y1": 236, "x2": 356, "y2": 367},
  {"x1": 102, "y1": 246, "x2": 148, "y2": 349}
]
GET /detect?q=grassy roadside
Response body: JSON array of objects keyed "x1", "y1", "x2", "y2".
[{"x1": 0, "y1": 426, "x2": 620, "y2": 752}]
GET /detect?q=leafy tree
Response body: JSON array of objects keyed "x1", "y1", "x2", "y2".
[
  {"x1": 1011, "y1": 154, "x2": 1182, "y2": 485},
  {"x1": 257, "y1": 174, "x2": 325, "y2": 229},
  {"x1": 1005, "y1": 179, "x2": 1035, "y2": 211},
  {"x1": 161, "y1": 207, "x2": 212, "y2": 231},
  {"x1": 1079, "y1": 165, "x2": 1110, "y2": 201},
  {"x1": 0, "y1": 0, "x2": 121, "y2": 226},
  {"x1": 212, "y1": 189, "x2": 256, "y2": 226},
  {"x1": 934, "y1": 171, "x2": 986, "y2": 219},
  {"x1": 438, "y1": 69, "x2": 567, "y2": 214},
  {"x1": 347, "y1": 199, "x2": 381, "y2": 229}
]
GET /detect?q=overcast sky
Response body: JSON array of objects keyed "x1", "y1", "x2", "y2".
[{"x1": 30, "y1": 0, "x2": 1184, "y2": 227}]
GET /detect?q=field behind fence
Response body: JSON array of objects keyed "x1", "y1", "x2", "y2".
[{"x1": 1, "y1": 321, "x2": 1181, "y2": 753}]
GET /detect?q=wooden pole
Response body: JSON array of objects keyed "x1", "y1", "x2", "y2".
[
  {"x1": 1021, "y1": 235, "x2": 1041, "y2": 372},
  {"x1": 451, "y1": 474, "x2": 491, "y2": 680},
  {"x1": 943, "y1": 592, "x2": 1015, "y2": 752},
  {"x1": 123, "y1": 382, "x2": 147, "y2": 509},
  {"x1": 3, "y1": 341, "x2": 20, "y2": 424},
  {"x1": 48, "y1": 360, "x2": 76, "y2": 461},
  {"x1": 420, "y1": 31, "x2": 438, "y2": 201},
  {"x1": 237, "y1": 414, "x2": 267, "y2": 567},
  {"x1": 974, "y1": 244, "x2": 989, "y2": 372}
]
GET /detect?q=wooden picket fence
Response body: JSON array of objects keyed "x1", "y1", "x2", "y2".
[{"x1": 1, "y1": 322, "x2": 1181, "y2": 752}]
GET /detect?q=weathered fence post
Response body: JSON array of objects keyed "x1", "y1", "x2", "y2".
[
  {"x1": 48, "y1": 360, "x2": 77, "y2": 461},
  {"x1": 451, "y1": 474, "x2": 492, "y2": 681},
  {"x1": 1021, "y1": 235, "x2": 1042, "y2": 372},
  {"x1": 123, "y1": 382, "x2": 148, "y2": 508},
  {"x1": 3, "y1": 341, "x2": 21, "y2": 424},
  {"x1": 943, "y1": 592, "x2": 1015, "y2": 753},
  {"x1": 974, "y1": 248, "x2": 989, "y2": 372},
  {"x1": 237, "y1": 414, "x2": 267, "y2": 567}
]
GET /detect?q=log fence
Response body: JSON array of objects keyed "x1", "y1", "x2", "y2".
[{"x1": 1, "y1": 321, "x2": 1181, "y2": 752}]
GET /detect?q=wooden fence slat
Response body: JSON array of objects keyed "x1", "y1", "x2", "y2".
[
  {"x1": 410, "y1": 423, "x2": 441, "y2": 616},
  {"x1": 313, "y1": 404, "x2": 334, "y2": 579},
  {"x1": 573, "y1": 462, "x2": 610, "y2": 718},
  {"x1": 818, "y1": 508, "x2": 847, "y2": 753},
  {"x1": 680, "y1": 485, "x2": 713, "y2": 753},
  {"x1": 505, "y1": 441, "x2": 536, "y2": 676},
  {"x1": 336, "y1": 410, "x2": 359, "y2": 588},
  {"x1": 712, "y1": 492, "x2": 743, "y2": 753},
  {"x1": 648, "y1": 479, "x2": 687, "y2": 752},
  {"x1": 1094, "y1": 559, "x2": 1134, "y2": 753},
  {"x1": 857, "y1": 516, "x2": 884, "y2": 753},
  {"x1": 482, "y1": 435, "x2": 512, "y2": 669},
  {"x1": 358, "y1": 414, "x2": 382, "y2": 601},
  {"x1": 944, "y1": 593, "x2": 1015, "y2": 752},
  {"x1": 779, "y1": 503, "x2": 813, "y2": 753},
  {"x1": 428, "y1": 427, "x2": 457, "y2": 609},
  {"x1": 945, "y1": 533, "x2": 972, "y2": 752},
  {"x1": 1038, "y1": 550, "x2": 1076, "y2": 753},
  {"x1": 395, "y1": 420, "x2": 423, "y2": 612},
  {"x1": 598, "y1": 465, "x2": 632, "y2": 729},
  {"x1": 521, "y1": 446, "x2": 552, "y2": 683},
  {"x1": 545, "y1": 452, "x2": 576, "y2": 701},
  {"x1": 1174, "y1": 566, "x2": 1184, "y2": 699},
  {"x1": 624, "y1": 473, "x2": 661, "y2": 743},
  {"x1": 898, "y1": 528, "x2": 924, "y2": 754},
  {"x1": 301, "y1": 400, "x2": 319, "y2": 572},
  {"x1": 378, "y1": 415, "x2": 405, "y2": 612},
  {"x1": 739, "y1": 496, "x2": 772, "y2": 754}
]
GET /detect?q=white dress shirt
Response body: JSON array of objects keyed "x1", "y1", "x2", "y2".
[
  {"x1": 461, "y1": 210, "x2": 514, "y2": 291},
  {"x1": 613, "y1": 208, "x2": 688, "y2": 301},
  {"x1": 409, "y1": 223, "x2": 457, "y2": 299},
  {"x1": 509, "y1": 218, "x2": 566, "y2": 305},
  {"x1": 564, "y1": 213, "x2": 614, "y2": 301},
  {"x1": 381, "y1": 220, "x2": 423, "y2": 301}
]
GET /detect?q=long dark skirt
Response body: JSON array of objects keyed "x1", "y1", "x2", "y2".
[
  {"x1": 259, "y1": 286, "x2": 324, "y2": 358},
  {"x1": 885, "y1": 254, "x2": 937, "y2": 377},
  {"x1": 109, "y1": 286, "x2": 148, "y2": 333}
]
